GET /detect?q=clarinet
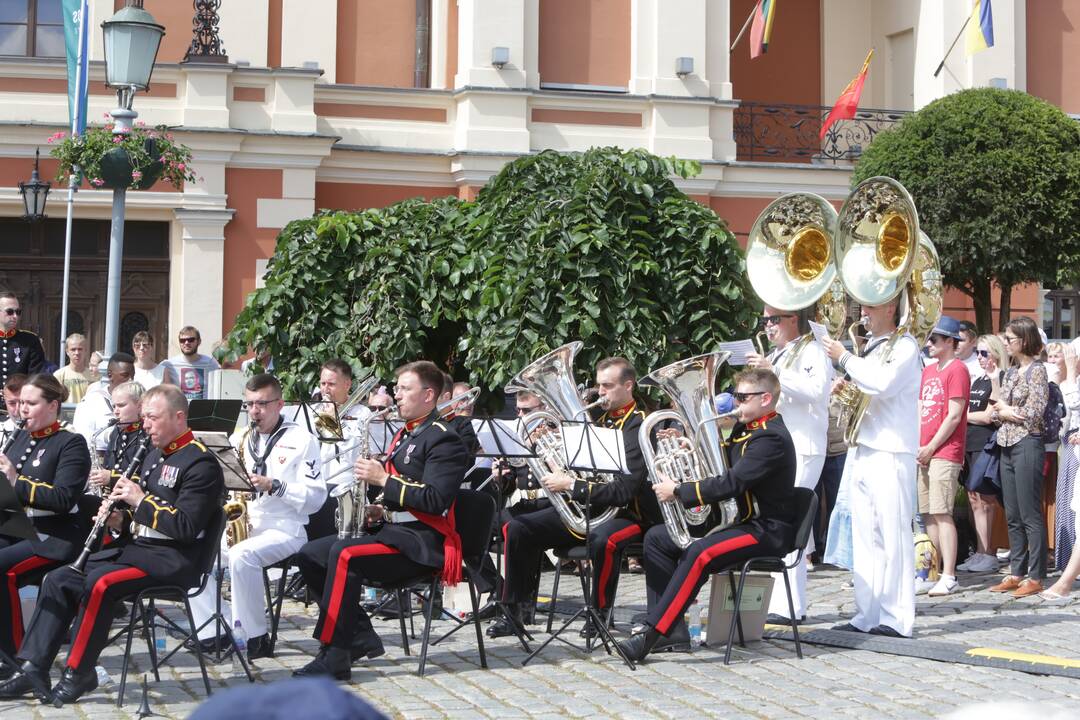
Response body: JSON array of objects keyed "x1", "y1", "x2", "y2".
[
  {"x1": 1, "y1": 418, "x2": 27, "y2": 455},
  {"x1": 69, "y1": 436, "x2": 154, "y2": 574}
]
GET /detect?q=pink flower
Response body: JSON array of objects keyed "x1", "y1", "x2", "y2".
[
  {"x1": 132, "y1": 170, "x2": 143, "y2": 180},
  {"x1": 113, "y1": 136, "x2": 124, "y2": 144},
  {"x1": 176, "y1": 163, "x2": 185, "y2": 171},
  {"x1": 91, "y1": 178, "x2": 104, "y2": 187}
]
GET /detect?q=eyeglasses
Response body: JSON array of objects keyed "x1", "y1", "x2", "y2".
[
  {"x1": 733, "y1": 391, "x2": 767, "y2": 403},
  {"x1": 1004, "y1": 335, "x2": 1020, "y2": 344},
  {"x1": 3, "y1": 308, "x2": 21, "y2": 316},
  {"x1": 178, "y1": 337, "x2": 198, "y2": 344},
  {"x1": 241, "y1": 398, "x2": 282, "y2": 410},
  {"x1": 762, "y1": 315, "x2": 795, "y2": 326},
  {"x1": 976, "y1": 349, "x2": 990, "y2": 358},
  {"x1": 133, "y1": 342, "x2": 152, "y2": 348}
]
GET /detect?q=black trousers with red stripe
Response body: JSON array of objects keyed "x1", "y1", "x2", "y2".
[
  {"x1": 17, "y1": 561, "x2": 158, "y2": 674},
  {"x1": 304, "y1": 535, "x2": 430, "y2": 649},
  {"x1": 0, "y1": 537, "x2": 65, "y2": 658},
  {"x1": 589, "y1": 517, "x2": 647, "y2": 611},
  {"x1": 643, "y1": 523, "x2": 772, "y2": 636}
]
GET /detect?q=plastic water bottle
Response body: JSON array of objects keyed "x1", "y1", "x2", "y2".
[
  {"x1": 153, "y1": 616, "x2": 166, "y2": 655},
  {"x1": 232, "y1": 621, "x2": 247, "y2": 666},
  {"x1": 686, "y1": 601, "x2": 702, "y2": 648},
  {"x1": 95, "y1": 666, "x2": 113, "y2": 687},
  {"x1": 364, "y1": 586, "x2": 377, "y2": 604}
]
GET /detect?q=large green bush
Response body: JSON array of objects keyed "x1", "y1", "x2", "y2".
[{"x1": 219, "y1": 147, "x2": 758, "y2": 398}]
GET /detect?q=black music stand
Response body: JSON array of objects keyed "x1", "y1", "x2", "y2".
[
  {"x1": 523, "y1": 422, "x2": 635, "y2": 669},
  {"x1": 188, "y1": 400, "x2": 243, "y2": 434},
  {"x1": 0, "y1": 482, "x2": 53, "y2": 698},
  {"x1": 188, "y1": 430, "x2": 255, "y2": 673}
]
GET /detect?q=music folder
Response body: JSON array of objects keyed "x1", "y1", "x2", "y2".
[
  {"x1": 194, "y1": 430, "x2": 254, "y2": 492},
  {"x1": 559, "y1": 421, "x2": 628, "y2": 475},
  {"x1": 187, "y1": 400, "x2": 243, "y2": 434}
]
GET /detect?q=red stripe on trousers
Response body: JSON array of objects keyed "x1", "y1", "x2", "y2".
[
  {"x1": 319, "y1": 543, "x2": 399, "y2": 644},
  {"x1": 656, "y1": 533, "x2": 759, "y2": 634},
  {"x1": 500, "y1": 522, "x2": 510, "y2": 601},
  {"x1": 597, "y1": 524, "x2": 642, "y2": 608},
  {"x1": 6, "y1": 555, "x2": 53, "y2": 650},
  {"x1": 67, "y1": 567, "x2": 148, "y2": 669}
]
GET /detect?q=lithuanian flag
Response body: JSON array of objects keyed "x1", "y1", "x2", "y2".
[{"x1": 749, "y1": 0, "x2": 778, "y2": 59}]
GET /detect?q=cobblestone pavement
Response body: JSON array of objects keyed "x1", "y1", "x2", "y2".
[{"x1": 3, "y1": 561, "x2": 1080, "y2": 719}]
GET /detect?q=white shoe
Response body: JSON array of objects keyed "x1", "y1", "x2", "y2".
[
  {"x1": 915, "y1": 578, "x2": 936, "y2": 595},
  {"x1": 996, "y1": 548, "x2": 1011, "y2": 562},
  {"x1": 961, "y1": 554, "x2": 998, "y2": 573},
  {"x1": 927, "y1": 575, "x2": 958, "y2": 597}
]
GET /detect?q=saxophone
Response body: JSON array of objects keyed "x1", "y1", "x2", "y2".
[
  {"x1": 330, "y1": 403, "x2": 398, "y2": 538},
  {"x1": 225, "y1": 429, "x2": 254, "y2": 547}
]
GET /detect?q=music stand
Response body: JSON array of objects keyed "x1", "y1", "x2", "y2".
[
  {"x1": 0, "y1": 482, "x2": 54, "y2": 698},
  {"x1": 188, "y1": 400, "x2": 243, "y2": 434},
  {"x1": 523, "y1": 421, "x2": 635, "y2": 670},
  {"x1": 188, "y1": 430, "x2": 254, "y2": 673}
]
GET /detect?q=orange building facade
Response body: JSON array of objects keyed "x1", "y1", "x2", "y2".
[{"x1": 0, "y1": 0, "x2": 1078, "y2": 362}]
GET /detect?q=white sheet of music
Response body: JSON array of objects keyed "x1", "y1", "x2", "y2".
[
  {"x1": 808, "y1": 320, "x2": 830, "y2": 344},
  {"x1": 716, "y1": 339, "x2": 756, "y2": 366},
  {"x1": 560, "y1": 423, "x2": 628, "y2": 474}
]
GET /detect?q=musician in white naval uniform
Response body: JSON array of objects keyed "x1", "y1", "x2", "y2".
[
  {"x1": 747, "y1": 305, "x2": 832, "y2": 622},
  {"x1": 189, "y1": 373, "x2": 325, "y2": 659},
  {"x1": 823, "y1": 299, "x2": 921, "y2": 637}
]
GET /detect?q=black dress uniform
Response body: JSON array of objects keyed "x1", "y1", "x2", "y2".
[
  {"x1": 641, "y1": 411, "x2": 797, "y2": 637},
  {"x1": 499, "y1": 401, "x2": 658, "y2": 615},
  {"x1": 296, "y1": 409, "x2": 467, "y2": 657},
  {"x1": 11, "y1": 430, "x2": 222, "y2": 690},
  {"x1": 0, "y1": 422, "x2": 90, "y2": 659},
  {"x1": 0, "y1": 329, "x2": 45, "y2": 388}
]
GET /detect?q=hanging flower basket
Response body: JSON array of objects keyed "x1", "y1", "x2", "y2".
[{"x1": 47, "y1": 120, "x2": 198, "y2": 191}]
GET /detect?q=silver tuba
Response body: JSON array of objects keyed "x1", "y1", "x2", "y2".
[
  {"x1": 509, "y1": 342, "x2": 618, "y2": 537},
  {"x1": 639, "y1": 352, "x2": 756, "y2": 549}
]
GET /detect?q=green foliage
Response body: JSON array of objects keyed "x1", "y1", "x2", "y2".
[
  {"x1": 218, "y1": 147, "x2": 758, "y2": 397},
  {"x1": 853, "y1": 88, "x2": 1080, "y2": 330},
  {"x1": 47, "y1": 122, "x2": 197, "y2": 189}
]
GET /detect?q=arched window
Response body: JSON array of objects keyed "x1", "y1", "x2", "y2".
[{"x1": 120, "y1": 312, "x2": 150, "y2": 356}]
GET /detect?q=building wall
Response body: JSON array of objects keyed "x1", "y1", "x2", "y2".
[
  {"x1": 729, "y1": 0, "x2": 821, "y2": 106},
  {"x1": 1026, "y1": 0, "x2": 1080, "y2": 114},
  {"x1": 537, "y1": 0, "x2": 631, "y2": 89},
  {"x1": 314, "y1": 182, "x2": 456, "y2": 212},
  {"x1": 222, "y1": 168, "x2": 283, "y2": 333},
  {"x1": 336, "y1": 0, "x2": 417, "y2": 87}
]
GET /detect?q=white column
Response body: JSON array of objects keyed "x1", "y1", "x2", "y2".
[
  {"x1": 430, "y1": 0, "x2": 450, "y2": 89},
  {"x1": 171, "y1": 209, "x2": 235, "y2": 351},
  {"x1": 706, "y1": 0, "x2": 732, "y2": 101},
  {"x1": 179, "y1": 64, "x2": 233, "y2": 129},
  {"x1": 218, "y1": 0, "x2": 269, "y2": 67},
  {"x1": 270, "y1": 69, "x2": 319, "y2": 134}
]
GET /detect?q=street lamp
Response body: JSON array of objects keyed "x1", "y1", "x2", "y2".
[
  {"x1": 18, "y1": 149, "x2": 51, "y2": 221},
  {"x1": 100, "y1": 0, "x2": 164, "y2": 364}
]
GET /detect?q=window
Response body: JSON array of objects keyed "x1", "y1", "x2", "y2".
[
  {"x1": 0, "y1": 0, "x2": 64, "y2": 58},
  {"x1": 1044, "y1": 289, "x2": 1079, "y2": 341}
]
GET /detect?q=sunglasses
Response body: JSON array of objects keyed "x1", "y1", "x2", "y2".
[
  {"x1": 927, "y1": 335, "x2": 945, "y2": 345},
  {"x1": 762, "y1": 315, "x2": 795, "y2": 326},
  {"x1": 178, "y1": 337, "x2": 198, "y2": 344},
  {"x1": 3, "y1": 308, "x2": 21, "y2": 316},
  {"x1": 733, "y1": 391, "x2": 767, "y2": 403},
  {"x1": 976, "y1": 349, "x2": 990, "y2": 358}
]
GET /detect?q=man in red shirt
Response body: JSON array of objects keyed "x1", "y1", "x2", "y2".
[{"x1": 917, "y1": 316, "x2": 970, "y2": 596}]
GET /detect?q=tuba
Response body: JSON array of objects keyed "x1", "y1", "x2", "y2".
[
  {"x1": 509, "y1": 342, "x2": 618, "y2": 537},
  {"x1": 833, "y1": 177, "x2": 941, "y2": 445},
  {"x1": 639, "y1": 352, "x2": 756, "y2": 548},
  {"x1": 746, "y1": 192, "x2": 847, "y2": 368}
]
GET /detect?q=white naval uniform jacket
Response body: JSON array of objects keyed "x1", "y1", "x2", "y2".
[
  {"x1": 842, "y1": 332, "x2": 922, "y2": 455},
  {"x1": 231, "y1": 419, "x2": 326, "y2": 538},
  {"x1": 769, "y1": 337, "x2": 833, "y2": 457}
]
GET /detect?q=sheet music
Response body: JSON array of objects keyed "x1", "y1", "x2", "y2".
[
  {"x1": 560, "y1": 422, "x2": 628, "y2": 474},
  {"x1": 716, "y1": 339, "x2": 756, "y2": 366},
  {"x1": 194, "y1": 430, "x2": 254, "y2": 491},
  {"x1": 473, "y1": 418, "x2": 534, "y2": 458},
  {"x1": 808, "y1": 320, "x2": 830, "y2": 344}
]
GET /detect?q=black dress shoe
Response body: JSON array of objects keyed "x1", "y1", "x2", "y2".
[
  {"x1": 831, "y1": 622, "x2": 868, "y2": 633},
  {"x1": 653, "y1": 624, "x2": 692, "y2": 653},
  {"x1": 187, "y1": 635, "x2": 233, "y2": 658},
  {"x1": 869, "y1": 625, "x2": 906, "y2": 638},
  {"x1": 487, "y1": 604, "x2": 525, "y2": 639},
  {"x1": 292, "y1": 646, "x2": 351, "y2": 681},
  {"x1": 0, "y1": 660, "x2": 16, "y2": 682},
  {"x1": 0, "y1": 660, "x2": 52, "y2": 702},
  {"x1": 469, "y1": 601, "x2": 497, "y2": 622},
  {"x1": 246, "y1": 633, "x2": 273, "y2": 661},
  {"x1": 51, "y1": 667, "x2": 98, "y2": 707},
  {"x1": 616, "y1": 627, "x2": 660, "y2": 663},
  {"x1": 349, "y1": 633, "x2": 385, "y2": 663}
]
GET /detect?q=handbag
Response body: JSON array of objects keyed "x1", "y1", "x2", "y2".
[{"x1": 965, "y1": 430, "x2": 1001, "y2": 495}]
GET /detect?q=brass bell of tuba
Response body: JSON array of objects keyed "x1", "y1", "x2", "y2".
[
  {"x1": 509, "y1": 341, "x2": 618, "y2": 537},
  {"x1": 639, "y1": 352, "x2": 756, "y2": 549}
]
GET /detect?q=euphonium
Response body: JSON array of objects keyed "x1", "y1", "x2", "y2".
[
  {"x1": 639, "y1": 352, "x2": 756, "y2": 549},
  {"x1": 509, "y1": 342, "x2": 619, "y2": 537}
]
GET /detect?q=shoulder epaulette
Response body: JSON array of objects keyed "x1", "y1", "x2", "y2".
[
  {"x1": 432, "y1": 421, "x2": 447, "y2": 432},
  {"x1": 192, "y1": 440, "x2": 208, "y2": 452}
]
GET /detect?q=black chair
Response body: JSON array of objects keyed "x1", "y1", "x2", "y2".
[
  {"x1": 545, "y1": 545, "x2": 589, "y2": 633},
  {"x1": 368, "y1": 489, "x2": 493, "y2": 676},
  {"x1": 112, "y1": 507, "x2": 254, "y2": 706},
  {"x1": 718, "y1": 487, "x2": 817, "y2": 665},
  {"x1": 261, "y1": 554, "x2": 299, "y2": 657}
]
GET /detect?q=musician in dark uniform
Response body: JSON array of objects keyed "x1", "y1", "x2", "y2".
[
  {"x1": 294, "y1": 360, "x2": 467, "y2": 680},
  {"x1": 618, "y1": 368, "x2": 797, "y2": 661},
  {"x1": 0, "y1": 385, "x2": 223, "y2": 704},
  {"x1": 0, "y1": 293, "x2": 45, "y2": 388},
  {"x1": 490, "y1": 357, "x2": 659, "y2": 638},
  {"x1": 0, "y1": 375, "x2": 90, "y2": 677},
  {"x1": 84, "y1": 381, "x2": 148, "y2": 522},
  {"x1": 440, "y1": 371, "x2": 479, "y2": 463}
]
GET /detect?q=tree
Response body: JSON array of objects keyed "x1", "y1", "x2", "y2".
[
  {"x1": 852, "y1": 88, "x2": 1080, "y2": 332},
  {"x1": 218, "y1": 147, "x2": 758, "y2": 398}
]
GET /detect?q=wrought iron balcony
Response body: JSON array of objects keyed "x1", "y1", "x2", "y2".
[{"x1": 733, "y1": 102, "x2": 911, "y2": 165}]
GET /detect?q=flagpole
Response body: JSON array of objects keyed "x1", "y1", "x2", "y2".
[
  {"x1": 933, "y1": 14, "x2": 972, "y2": 78},
  {"x1": 729, "y1": 2, "x2": 759, "y2": 54},
  {"x1": 60, "y1": 0, "x2": 88, "y2": 364}
]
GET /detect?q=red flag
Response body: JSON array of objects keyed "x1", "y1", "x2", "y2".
[{"x1": 820, "y1": 49, "x2": 873, "y2": 140}]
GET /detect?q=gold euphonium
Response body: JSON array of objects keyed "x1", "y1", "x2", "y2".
[
  {"x1": 832, "y1": 177, "x2": 942, "y2": 446},
  {"x1": 508, "y1": 341, "x2": 618, "y2": 537}
]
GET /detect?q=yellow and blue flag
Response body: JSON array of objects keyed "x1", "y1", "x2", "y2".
[{"x1": 965, "y1": 0, "x2": 994, "y2": 55}]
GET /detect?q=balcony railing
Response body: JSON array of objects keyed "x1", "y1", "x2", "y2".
[{"x1": 733, "y1": 102, "x2": 911, "y2": 165}]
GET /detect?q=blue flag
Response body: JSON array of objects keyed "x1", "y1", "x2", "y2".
[{"x1": 62, "y1": 0, "x2": 90, "y2": 136}]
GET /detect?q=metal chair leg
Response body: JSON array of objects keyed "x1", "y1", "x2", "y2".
[
  {"x1": 782, "y1": 568, "x2": 803, "y2": 659},
  {"x1": 117, "y1": 597, "x2": 142, "y2": 707},
  {"x1": 468, "y1": 578, "x2": 488, "y2": 669},
  {"x1": 727, "y1": 570, "x2": 745, "y2": 646},
  {"x1": 724, "y1": 568, "x2": 750, "y2": 666},
  {"x1": 183, "y1": 598, "x2": 214, "y2": 696},
  {"x1": 547, "y1": 561, "x2": 563, "y2": 634},
  {"x1": 397, "y1": 589, "x2": 411, "y2": 656},
  {"x1": 417, "y1": 580, "x2": 438, "y2": 677}
]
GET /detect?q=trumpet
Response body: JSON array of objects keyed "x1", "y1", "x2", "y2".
[
  {"x1": 70, "y1": 436, "x2": 154, "y2": 574},
  {"x1": 313, "y1": 375, "x2": 379, "y2": 441}
]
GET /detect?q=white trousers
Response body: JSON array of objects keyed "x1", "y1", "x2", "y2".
[
  {"x1": 847, "y1": 445, "x2": 916, "y2": 636},
  {"x1": 189, "y1": 528, "x2": 305, "y2": 640},
  {"x1": 768, "y1": 452, "x2": 825, "y2": 619}
]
